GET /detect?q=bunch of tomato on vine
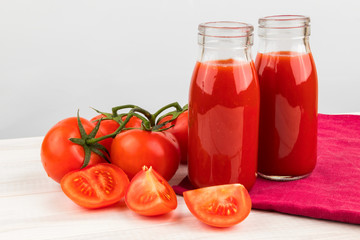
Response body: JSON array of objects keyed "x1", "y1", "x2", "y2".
[{"x1": 41, "y1": 102, "x2": 188, "y2": 184}]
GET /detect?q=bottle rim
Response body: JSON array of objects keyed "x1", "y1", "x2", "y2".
[
  {"x1": 259, "y1": 15, "x2": 310, "y2": 29},
  {"x1": 198, "y1": 21, "x2": 254, "y2": 38}
]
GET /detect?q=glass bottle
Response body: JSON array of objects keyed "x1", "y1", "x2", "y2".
[
  {"x1": 188, "y1": 21, "x2": 260, "y2": 190},
  {"x1": 255, "y1": 15, "x2": 318, "y2": 180}
]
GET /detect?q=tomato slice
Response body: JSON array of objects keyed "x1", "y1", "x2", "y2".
[
  {"x1": 183, "y1": 184, "x2": 251, "y2": 227},
  {"x1": 61, "y1": 163, "x2": 129, "y2": 209},
  {"x1": 125, "y1": 166, "x2": 177, "y2": 216}
]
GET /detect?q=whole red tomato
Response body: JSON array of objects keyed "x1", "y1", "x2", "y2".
[
  {"x1": 91, "y1": 114, "x2": 142, "y2": 152},
  {"x1": 110, "y1": 129, "x2": 180, "y2": 181},
  {"x1": 41, "y1": 117, "x2": 106, "y2": 183},
  {"x1": 159, "y1": 110, "x2": 188, "y2": 164}
]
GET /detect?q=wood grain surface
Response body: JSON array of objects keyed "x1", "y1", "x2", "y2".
[{"x1": 1, "y1": 136, "x2": 359, "y2": 240}]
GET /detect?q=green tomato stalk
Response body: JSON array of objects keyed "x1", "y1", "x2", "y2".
[{"x1": 70, "y1": 102, "x2": 187, "y2": 169}]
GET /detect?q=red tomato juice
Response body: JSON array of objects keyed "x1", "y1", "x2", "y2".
[
  {"x1": 188, "y1": 59, "x2": 260, "y2": 190},
  {"x1": 255, "y1": 51, "x2": 318, "y2": 177}
]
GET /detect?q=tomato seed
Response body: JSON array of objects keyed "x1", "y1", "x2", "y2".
[
  {"x1": 140, "y1": 194, "x2": 155, "y2": 203},
  {"x1": 232, "y1": 206, "x2": 237, "y2": 213},
  {"x1": 227, "y1": 209, "x2": 231, "y2": 216},
  {"x1": 162, "y1": 193, "x2": 171, "y2": 200}
]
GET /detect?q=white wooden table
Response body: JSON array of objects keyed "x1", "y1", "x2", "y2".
[{"x1": 1, "y1": 136, "x2": 359, "y2": 240}]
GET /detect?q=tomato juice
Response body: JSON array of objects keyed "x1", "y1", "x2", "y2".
[
  {"x1": 188, "y1": 59, "x2": 260, "y2": 190},
  {"x1": 256, "y1": 51, "x2": 318, "y2": 178}
]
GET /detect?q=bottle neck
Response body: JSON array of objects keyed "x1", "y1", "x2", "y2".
[
  {"x1": 198, "y1": 35, "x2": 253, "y2": 62},
  {"x1": 257, "y1": 15, "x2": 311, "y2": 54},
  {"x1": 197, "y1": 21, "x2": 254, "y2": 63}
]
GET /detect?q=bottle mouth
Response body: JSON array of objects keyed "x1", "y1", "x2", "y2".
[
  {"x1": 259, "y1": 15, "x2": 310, "y2": 29},
  {"x1": 198, "y1": 21, "x2": 254, "y2": 38}
]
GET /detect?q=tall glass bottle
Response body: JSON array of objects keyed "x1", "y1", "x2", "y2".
[
  {"x1": 188, "y1": 22, "x2": 260, "y2": 190},
  {"x1": 255, "y1": 15, "x2": 318, "y2": 180}
]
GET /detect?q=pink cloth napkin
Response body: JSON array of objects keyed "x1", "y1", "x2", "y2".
[{"x1": 173, "y1": 114, "x2": 360, "y2": 224}]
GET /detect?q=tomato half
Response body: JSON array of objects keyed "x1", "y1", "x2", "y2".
[
  {"x1": 61, "y1": 163, "x2": 129, "y2": 209},
  {"x1": 41, "y1": 117, "x2": 106, "y2": 183},
  {"x1": 183, "y1": 184, "x2": 252, "y2": 228},
  {"x1": 110, "y1": 129, "x2": 180, "y2": 181},
  {"x1": 125, "y1": 166, "x2": 177, "y2": 216},
  {"x1": 159, "y1": 110, "x2": 188, "y2": 164},
  {"x1": 91, "y1": 114, "x2": 142, "y2": 152}
]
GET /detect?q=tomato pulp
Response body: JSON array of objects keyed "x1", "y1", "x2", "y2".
[
  {"x1": 188, "y1": 59, "x2": 260, "y2": 190},
  {"x1": 255, "y1": 52, "x2": 318, "y2": 178}
]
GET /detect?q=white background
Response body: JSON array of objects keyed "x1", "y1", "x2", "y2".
[{"x1": 1, "y1": 0, "x2": 359, "y2": 139}]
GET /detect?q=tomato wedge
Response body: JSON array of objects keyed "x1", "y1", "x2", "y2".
[
  {"x1": 183, "y1": 184, "x2": 251, "y2": 227},
  {"x1": 61, "y1": 163, "x2": 129, "y2": 209},
  {"x1": 125, "y1": 166, "x2": 177, "y2": 216}
]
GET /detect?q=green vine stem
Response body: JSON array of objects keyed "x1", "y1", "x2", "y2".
[
  {"x1": 88, "y1": 102, "x2": 187, "y2": 145},
  {"x1": 92, "y1": 106, "x2": 150, "y2": 129},
  {"x1": 156, "y1": 103, "x2": 188, "y2": 125},
  {"x1": 69, "y1": 111, "x2": 111, "y2": 167},
  {"x1": 70, "y1": 102, "x2": 188, "y2": 168},
  {"x1": 152, "y1": 102, "x2": 183, "y2": 120},
  {"x1": 86, "y1": 105, "x2": 158, "y2": 144},
  {"x1": 117, "y1": 112, "x2": 149, "y2": 125},
  {"x1": 111, "y1": 104, "x2": 137, "y2": 117},
  {"x1": 112, "y1": 104, "x2": 154, "y2": 127},
  {"x1": 86, "y1": 109, "x2": 139, "y2": 145}
]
